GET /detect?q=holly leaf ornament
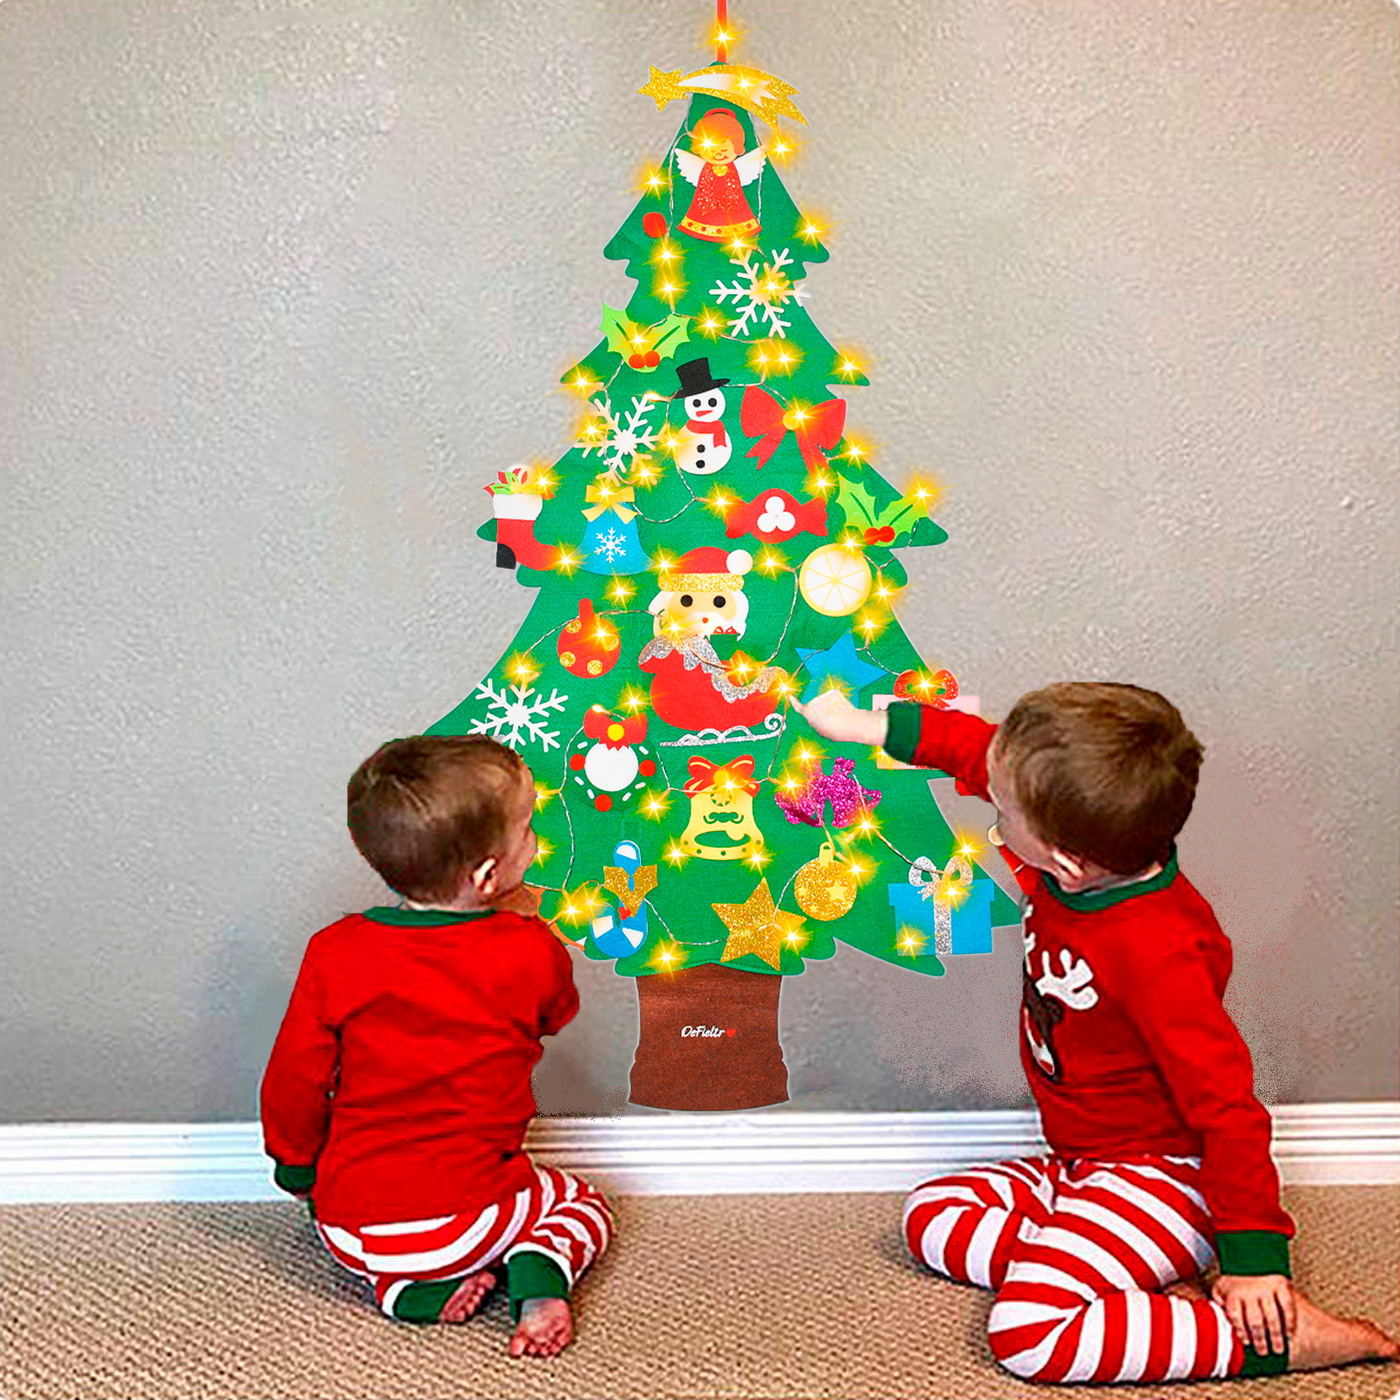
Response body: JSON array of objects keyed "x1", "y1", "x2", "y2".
[
  {"x1": 600, "y1": 304, "x2": 692, "y2": 373},
  {"x1": 832, "y1": 474, "x2": 881, "y2": 532},
  {"x1": 834, "y1": 470, "x2": 948, "y2": 549}
]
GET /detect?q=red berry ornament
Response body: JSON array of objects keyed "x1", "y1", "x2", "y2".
[
  {"x1": 641, "y1": 212, "x2": 667, "y2": 239},
  {"x1": 644, "y1": 350, "x2": 660, "y2": 368}
]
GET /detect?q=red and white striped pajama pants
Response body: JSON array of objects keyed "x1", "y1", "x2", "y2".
[
  {"x1": 903, "y1": 1155, "x2": 1249, "y2": 1384},
  {"x1": 316, "y1": 1164, "x2": 613, "y2": 1321}
]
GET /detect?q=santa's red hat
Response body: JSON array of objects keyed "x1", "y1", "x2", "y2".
[{"x1": 658, "y1": 547, "x2": 753, "y2": 592}]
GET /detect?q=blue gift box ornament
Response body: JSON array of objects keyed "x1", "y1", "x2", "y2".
[
  {"x1": 589, "y1": 839, "x2": 656, "y2": 959},
  {"x1": 887, "y1": 853, "x2": 994, "y2": 957}
]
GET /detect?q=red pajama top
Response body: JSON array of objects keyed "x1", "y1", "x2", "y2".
[
  {"x1": 885, "y1": 704, "x2": 1294, "y2": 1277},
  {"x1": 260, "y1": 906, "x2": 578, "y2": 1226}
]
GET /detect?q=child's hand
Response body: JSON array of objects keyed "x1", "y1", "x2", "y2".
[
  {"x1": 494, "y1": 883, "x2": 544, "y2": 919},
  {"x1": 792, "y1": 690, "x2": 889, "y2": 747},
  {"x1": 1210, "y1": 1274, "x2": 1297, "y2": 1355}
]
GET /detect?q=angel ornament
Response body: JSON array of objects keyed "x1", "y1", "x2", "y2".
[{"x1": 674, "y1": 109, "x2": 765, "y2": 244}]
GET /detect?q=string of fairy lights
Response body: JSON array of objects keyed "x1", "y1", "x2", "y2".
[{"x1": 489, "y1": 18, "x2": 977, "y2": 967}]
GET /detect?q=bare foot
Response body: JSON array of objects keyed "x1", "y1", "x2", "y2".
[
  {"x1": 1288, "y1": 1289, "x2": 1400, "y2": 1371},
  {"x1": 438, "y1": 1270, "x2": 496, "y2": 1323},
  {"x1": 508, "y1": 1297, "x2": 574, "y2": 1358},
  {"x1": 1163, "y1": 1275, "x2": 1209, "y2": 1302}
]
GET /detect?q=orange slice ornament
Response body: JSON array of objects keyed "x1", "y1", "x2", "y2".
[{"x1": 798, "y1": 543, "x2": 873, "y2": 617}]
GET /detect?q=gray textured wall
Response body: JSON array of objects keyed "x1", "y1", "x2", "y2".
[{"x1": 2, "y1": 0, "x2": 1395, "y2": 1123}]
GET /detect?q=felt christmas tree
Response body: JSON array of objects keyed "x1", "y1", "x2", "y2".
[{"x1": 431, "y1": 15, "x2": 1020, "y2": 1111}]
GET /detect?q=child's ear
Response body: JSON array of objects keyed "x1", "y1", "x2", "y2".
[
  {"x1": 470, "y1": 857, "x2": 499, "y2": 896},
  {"x1": 1048, "y1": 849, "x2": 1088, "y2": 885}
]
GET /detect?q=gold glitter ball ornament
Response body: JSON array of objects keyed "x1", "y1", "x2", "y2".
[{"x1": 794, "y1": 840, "x2": 857, "y2": 921}]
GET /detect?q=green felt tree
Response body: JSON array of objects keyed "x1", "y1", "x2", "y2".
[{"x1": 430, "y1": 57, "x2": 1019, "y2": 1110}]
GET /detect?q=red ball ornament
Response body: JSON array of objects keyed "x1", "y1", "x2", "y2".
[
  {"x1": 569, "y1": 753, "x2": 587, "y2": 771},
  {"x1": 638, "y1": 759, "x2": 656, "y2": 777},
  {"x1": 594, "y1": 793, "x2": 613, "y2": 812},
  {"x1": 641, "y1": 212, "x2": 667, "y2": 239}
]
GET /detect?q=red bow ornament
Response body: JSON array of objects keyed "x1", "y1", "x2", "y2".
[
  {"x1": 583, "y1": 705, "x2": 648, "y2": 748},
  {"x1": 740, "y1": 387, "x2": 847, "y2": 471},
  {"x1": 683, "y1": 754, "x2": 760, "y2": 797}
]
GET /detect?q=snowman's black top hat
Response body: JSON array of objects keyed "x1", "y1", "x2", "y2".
[{"x1": 670, "y1": 357, "x2": 731, "y2": 399}]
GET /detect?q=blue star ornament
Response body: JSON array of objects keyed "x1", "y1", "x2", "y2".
[{"x1": 796, "y1": 631, "x2": 888, "y2": 704}]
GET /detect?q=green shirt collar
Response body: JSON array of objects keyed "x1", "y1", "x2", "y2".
[
  {"x1": 1042, "y1": 846, "x2": 1179, "y2": 911},
  {"x1": 363, "y1": 905, "x2": 496, "y2": 927}
]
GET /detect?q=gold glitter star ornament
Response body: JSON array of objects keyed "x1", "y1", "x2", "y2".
[
  {"x1": 712, "y1": 879, "x2": 807, "y2": 970},
  {"x1": 638, "y1": 64, "x2": 807, "y2": 132}
]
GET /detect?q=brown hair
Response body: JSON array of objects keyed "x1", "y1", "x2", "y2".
[
  {"x1": 347, "y1": 736, "x2": 524, "y2": 902},
  {"x1": 692, "y1": 109, "x2": 745, "y2": 155},
  {"x1": 995, "y1": 682, "x2": 1203, "y2": 875}
]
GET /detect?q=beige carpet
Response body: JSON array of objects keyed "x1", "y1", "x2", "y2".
[{"x1": 1, "y1": 1187, "x2": 1396, "y2": 1400}]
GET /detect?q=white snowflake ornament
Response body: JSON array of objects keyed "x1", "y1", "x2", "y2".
[
  {"x1": 468, "y1": 678, "x2": 569, "y2": 752},
  {"x1": 710, "y1": 247, "x2": 809, "y2": 340}
]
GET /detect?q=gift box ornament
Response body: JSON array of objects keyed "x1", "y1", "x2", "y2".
[{"x1": 886, "y1": 853, "x2": 994, "y2": 957}]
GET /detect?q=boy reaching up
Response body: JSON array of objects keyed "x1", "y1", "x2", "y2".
[
  {"x1": 797, "y1": 682, "x2": 1397, "y2": 1385},
  {"x1": 261, "y1": 735, "x2": 611, "y2": 1357}
]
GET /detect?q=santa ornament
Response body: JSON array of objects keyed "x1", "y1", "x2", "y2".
[
  {"x1": 671, "y1": 357, "x2": 734, "y2": 476},
  {"x1": 638, "y1": 547, "x2": 784, "y2": 732}
]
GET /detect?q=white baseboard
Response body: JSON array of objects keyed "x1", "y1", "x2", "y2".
[{"x1": 0, "y1": 1104, "x2": 1394, "y2": 1205}]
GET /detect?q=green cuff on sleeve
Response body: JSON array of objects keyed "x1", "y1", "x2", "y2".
[
  {"x1": 273, "y1": 1162, "x2": 317, "y2": 1196},
  {"x1": 883, "y1": 702, "x2": 925, "y2": 767},
  {"x1": 507, "y1": 1250, "x2": 569, "y2": 1322},
  {"x1": 1215, "y1": 1230, "x2": 1291, "y2": 1278}
]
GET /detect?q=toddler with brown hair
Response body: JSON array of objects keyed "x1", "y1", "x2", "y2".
[
  {"x1": 798, "y1": 682, "x2": 1397, "y2": 1385},
  {"x1": 261, "y1": 735, "x2": 611, "y2": 1357}
]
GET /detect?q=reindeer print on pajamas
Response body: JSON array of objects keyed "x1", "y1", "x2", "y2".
[{"x1": 884, "y1": 703, "x2": 1296, "y2": 1384}]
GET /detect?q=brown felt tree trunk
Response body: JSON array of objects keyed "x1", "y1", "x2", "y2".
[{"x1": 628, "y1": 962, "x2": 788, "y2": 1111}]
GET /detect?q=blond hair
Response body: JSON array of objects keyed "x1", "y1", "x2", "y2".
[
  {"x1": 996, "y1": 683, "x2": 1203, "y2": 874},
  {"x1": 347, "y1": 736, "x2": 523, "y2": 902}
]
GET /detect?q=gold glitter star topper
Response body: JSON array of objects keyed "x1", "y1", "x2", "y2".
[
  {"x1": 712, "y1": 878, "x2": 807, "y2": 970},
  {"x1": 637, "y1": 64, "x2": 807, "y2": 132}
]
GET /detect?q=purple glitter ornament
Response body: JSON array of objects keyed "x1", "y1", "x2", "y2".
[{"x1": 775, "y1": 757, "x2": 883, "y2": 829}]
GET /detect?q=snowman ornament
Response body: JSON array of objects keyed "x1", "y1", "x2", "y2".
[{"x1": 670, "y1": 357, "x2": 733, "y2": 476}]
